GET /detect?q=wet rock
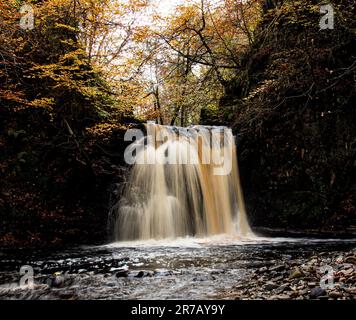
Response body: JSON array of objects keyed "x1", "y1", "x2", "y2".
[
  {"x1": 340, "y1": 268, "x2": 354, "y2": 276},
  {"x1": 329, "y1": 291, "x2": 343, "y2": 299},
  {"x1": 211, "y1": 269, "x2": 225, "y2": 275},
  {"x1": 275, "y1": 284, "x2": 290, "y2": 294},
  {"x1": 154, "y1": 269, "x2": 173, "y2": 277},
  {"x1": 272, "y1": 275, "x2": 284, "y2": 282},
  {"x1": 307, "y1": 282, "x2": 317, "y2": 287},
  {"x1": 308, "y1": 259, "x2": 319, "y2": 265},
  {"x1": 344, "y1": 256, "x2": 356, "y2": 264},
  {"x1": 134, "y1": 271, "x2": 153, "y2": 278},
  {"x1": 270, "y1": 265, "x2": 285, "y2": 272},
  {"x1": 51, "y1": 273, "x2": 65, "y2": 288},
  {"x1": 346, "y1": 275, "x2": 356, "y2": 283},
  {"x1": 310, "y1": 287, "x2": 326, "y2": 299},
  {"x1": 234, "y1": 283, "x2": 248, "y2": 290},
  {"x1": 106, "y1": 282, "x2": 117, "y2": 287},
  {"x1": 264, "y1": 282, "x2": 278, "y2": 291},
  {"x1": 290, "y1": 267, "x2": 303, "y2": 279},
  {"x1": 282, "y1": 255, "x2": 292, "y2": 260},
  {"x1": 58, "y1": 291, "x2": 77, "y2": 300},
  {"x1": 135, "y1": 271, "x2": 145, "y2": 278},
  {"x1": 345, "y1": 287, "x2": 356, "y2": 294},
  {"x1": 115, "y1": 268, "x2": 129, "y2": 278},
  {"x1": 193, "y1": 275, "x2": 216, "y2": 281},
  {"x1": 299, "y1": 288, "x2": 309, "y2": 296},
  {"x1": 258, "y1": 267, "x2": 268, "y2": 273}
]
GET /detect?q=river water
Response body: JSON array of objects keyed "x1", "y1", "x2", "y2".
[{"x1": 0, "y1": 236, "x2": 355, "y2": 300}]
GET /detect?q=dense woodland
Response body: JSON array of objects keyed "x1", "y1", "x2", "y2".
[{"x1": 0, "y1": 0, "x2": 355, "y2": 246}]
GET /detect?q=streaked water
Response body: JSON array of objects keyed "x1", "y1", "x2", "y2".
[{"x1": 111, "y1": 123, "x2": 253, "y2": 241}]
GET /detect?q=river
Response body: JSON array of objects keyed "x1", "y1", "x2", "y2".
[{"x1": 1, "y1": 236, "x2": 355, "y2": 300}]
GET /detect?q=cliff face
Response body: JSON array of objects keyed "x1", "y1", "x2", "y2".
[{"x1": 225, "y1": 0, "x2": 356, "y2": 232}]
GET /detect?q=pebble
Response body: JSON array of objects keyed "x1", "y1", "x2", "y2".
[
  {"x1": 135, "y1": 271, "x2": 145, "y2": 278},
  {"x1": 290, "y1": 267, "x2": 303, "y2": 279},
  {"x1": 344, "y1": 256, "x2": 356, "y2": 264},
  {"x1": 221, "y1": 250, "x2": 356, "y2": 300},
  {"x1": 329, "y1": 291, "x2": 343, "y2": 299},
  {"x1": 264, "y1": 282, "x2": 278, "y2": 291},
  {"x1": 310, "y1": 287, "x2": 326, "y2": 299},
  {"x1": 275, "y1": 284, "x2": 290, "y2": 294},
  {"x1": 269, "y1": 265, "x2": 285, "y2": 272},
  {"x1": 115, "y1": 269, "x2": 129, "y2": 278},
  {"x1": 307, "y1": 282, "x2": 317, "y2": 287},
  {"x1": 51, "y1": 275, "x2": 65, "y2": 288}
]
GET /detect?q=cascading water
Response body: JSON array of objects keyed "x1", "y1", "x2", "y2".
[{"x1": 111, "y1": 122, "x2": 254, "y2": 241}]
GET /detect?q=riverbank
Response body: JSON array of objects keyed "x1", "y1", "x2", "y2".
[{"x1": 219, "y1": 250, "x2": 356, "y2": 300}]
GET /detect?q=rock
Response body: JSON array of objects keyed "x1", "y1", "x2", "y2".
[
  {"x1": 116, "y1": 268, "x2": 129, "y2": 278},
  {"x1": 51, "y1": 275, "x2": 65, "y2": 288},
  {"x1": 344, "y1": 256, "x2": 356, "y2": 264},
  {"x1": 135, "y1": 271, "x2": 145, "y2": 278},
  {"x1": 308, "y1": 282, "x2": 317, "y2": 287},
  {"x1": 335, "y1": 256, "x2": 344, "y2": 264},
  {"x1": 329, "y1": 291, "x2": 343, "y2": 299},
  {"x1": 211, "y1": 269, "x2": 225, "y2": 275},
  {"x1": 275, "y1": 284, "x2": 291, "y2": 294},
  {"x1": 345, "y1": 287, "x2": 356, "y2": 294},
  {"x1": 290, "y1": 267, "x2": 303, "y2": 279},
  {"x1": 299, "y1": 289, "x2": 309, "y2": 295},
  {"x1": 272, "y1": 276, "x2": 284, "y2": 282},
  {"x1": 282, "y1": 255, "x2": 292, "y2": 260},
  {"x1": 269, "y1": 265, "x2": 285, "y2": 272},
  {"x1": 154, "y1": 269, "x2": 173, "y2": 276},
  {"x1": 193, "y1": 275, "x2": 216, "y2": 281},
  {"x1": 308, "y1": 259, "x2": 318, "y2": 265},
  {"x1": 106, "y1": 282, "x2": 117, "y2": 287},
  {"x1": 310, "y1": 287, "x2": 327, "y2": 299},
  {"x1": 340, "y1": 268, "x2": 354, "y2": 276},
  {"x1": 58, "y1": 291, "x2": 77, "y2": 300},
  {"x1": 258, "y1": 267, "x2": 268, "y2": 273},
  {"x1": 264, "y1": 282, "x2": 278, "y2": 291}
]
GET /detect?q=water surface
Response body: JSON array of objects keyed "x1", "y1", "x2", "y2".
[{"x1": 1, "y1": 236, "x2": 355, "y2": 300}]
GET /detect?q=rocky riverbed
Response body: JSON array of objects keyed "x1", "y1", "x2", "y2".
[
  {"x1": 220, "y1": 250, "x2": 356, "y2": 300},
  {"x1": 0, "y1": 238, "x2": 355, "y2": 300}
]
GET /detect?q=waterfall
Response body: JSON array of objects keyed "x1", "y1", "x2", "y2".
[{"x1": 112, "y1": 123, "x2": 254, "y2": 241}]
